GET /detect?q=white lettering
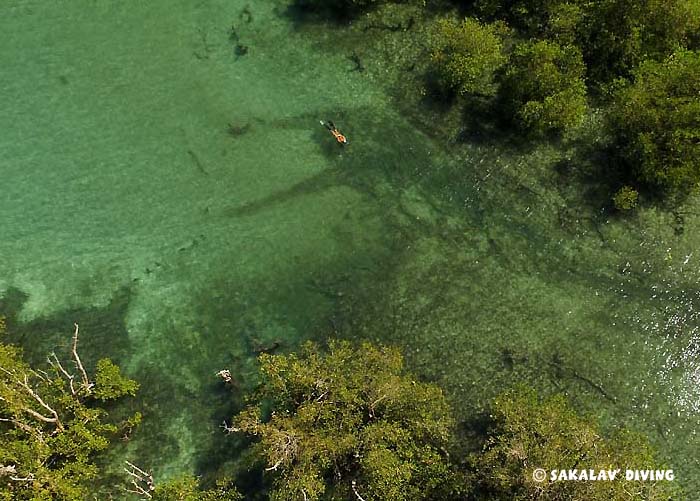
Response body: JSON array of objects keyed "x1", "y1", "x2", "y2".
[
  {"x1": 625, "y1": 470, "x2": 675, "y2": 481},
  {"x1": 548, "y1": 468, "x2": 673, "y2": 482}
]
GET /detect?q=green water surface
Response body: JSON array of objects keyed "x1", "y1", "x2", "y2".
[{"x1": 2, "y1": 0, "x2": 699, "y2": 496}]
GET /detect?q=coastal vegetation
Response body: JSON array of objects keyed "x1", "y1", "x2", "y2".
[
  {"x1": 393, "y1": 0, "x2": 700, "y2": 202},
  {"x1": 612, "y1": 186, "x2": 639, "y2": 211},
  {"x1": 430, "y1": 17, "x2": 508, "y2": 97},
  {"x1": 1, "y1": 317, "x2": 677, "y2": 498},
  {"x1": 469, "y1": 386, "x2": 678, "y2": 500},
  {"x1": 609, "y1": 49, "x2": 700, "y2": 196},
  {"x1": 499, "y1": 40, "x2": 586, "y2": 135},
  {"x1": 230, "y1": 341, "x2": 461, "y2": 501},
  {"x1": 296, "y1": 0, "x2": 700, "y2": 202},
  {"x1": 148, "y1": 475, "x2": 242, "y2": 500},
  {"x1": 0, "y1": 320, "x2": 139, "y2": 500}
]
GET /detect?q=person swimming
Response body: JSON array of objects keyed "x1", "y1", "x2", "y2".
[{"x1": 321, "y1": 120, "x2": 348, "y2": 145}]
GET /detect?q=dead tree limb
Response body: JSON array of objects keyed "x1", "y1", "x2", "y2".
[
  {"x1": 0, "y1": 465, "x2": 17, "y2": 477},
  {"x1": 48, "y1": 353, "x2": 76, "y2": 396},
  {"x1": 265, "y1": 432, "x2": 297, "y2": 472},
  {"x1": 221, "y1": 420, "x2": 240, "y2": 435},
  {"x1": 71, "y1": 323, "x2": 92, "y2": 393},
  {"x1": 124, "y1": 461, "x2": 155, "y2": 499},
  {"x1": 351, "y1": 480, "x2": 367, "y2": 501},
  {"x1": 17, "y1": 374, "x2": 62, "y2": 431},
  {"x1": 0, "y1": 418, "x2": 44, "y2": 442},
  {"x1": 0, "y1": 464, "x2": 35, "y2": 483}
]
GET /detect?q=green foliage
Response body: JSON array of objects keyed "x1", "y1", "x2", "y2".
[
  {"x1": 470, "y1": 385, "x2": 679, "y2": 500},
  {"x1": 0, "y1": 324, "x2": 139, "y2": 500},
  {"x1": 93, "y1": 358, "x2": 139, "y2": 401},
  {"x1": 474, "y1": 0, "x2": 699, "y2": 83},
  {"x1": 233, "y1": 341, "x2": 460, "y2": 501},
  {"x1": 500, "y1": 40, "x2": 587, "y2": 134},
  {"x1": 582, "y1": 0, "x2": 700, "y2": 82},
  {"x1": 544, "y1": 2, "x2": 584, "y2": 45},
  {"x1": 475, "y1": 0, "x2": 581, "y2": 35},
  {"x1": 430, "y1": 17, "x2": 508, "y2": 96},
  {"x1": 610, "y1": 50, "x2": 700, "y2": 195},
  {"x1": 613, "y1": 186, "x2": 639, "y2": 211},
  {"x1": 153, "y1": 475, "x2": 242, "y2": 501}
]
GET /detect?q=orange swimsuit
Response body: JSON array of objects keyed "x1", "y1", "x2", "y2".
[{"x1": 331, "y1": 129, "x2": 347, "y2": 144}]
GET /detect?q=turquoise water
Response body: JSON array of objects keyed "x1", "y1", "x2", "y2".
[{"x1": 2, "y1": 0, "x2": 700, "y2": 496}]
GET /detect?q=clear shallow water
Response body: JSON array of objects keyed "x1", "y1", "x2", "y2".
[{"x1": 2, "y1": 0, "x2": 700, "y2": 495}]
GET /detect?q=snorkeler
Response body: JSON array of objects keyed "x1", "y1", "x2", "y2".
[{"x1": 320, "y1": 120, "x2": 348, "y2": 145}]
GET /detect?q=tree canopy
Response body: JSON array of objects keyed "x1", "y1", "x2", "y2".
[
  {"x1": 232, "y1": 340, "x2": 461, "y2": 501},
  {"x1": 499, "y1": 40, "x2": 587, "y2": 135},
  {"x1": 470, "y1": 386, "x2": 679, "y2": 500},
  {"x1": 430, "y1": 17, "x2": 508, "y2": 96},
  {"x1": 610, "y1": 49, "x2": 700, "y2": 195},
  {"x1": 149, "y1": 475, "x2": 242, "y2": 501},
  {"x1": 0, "y1": 322, "x2": 139, "y2": 500},
  {"x1": 582, "y1": 0, "x2": 700, "y2": 82}
]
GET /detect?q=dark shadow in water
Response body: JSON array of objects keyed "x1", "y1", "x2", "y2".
[
  {"x1": 223, "y1": 169, "x2": 348, "y2": 218},
  {"x1": 0, "y1": 285, "x2": 134, "y2": 368},
  {"x1": 453, "y1": 95, "x2": 536, "y2": 150},
  {"x1": 221, "y1": 106, "x2": 439, "y2": 220},
  {"x1": 0, "y1": 285, "x2": 141, "y2": 495},
  {"x1": 274, "y1": 1, "x2": 362, "y2": 29}
]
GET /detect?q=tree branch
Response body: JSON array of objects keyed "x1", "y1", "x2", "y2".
[
  {"x1": 351, "y1": 480, "x2": 367, "y2": 501},
  {"x1": 265, "y1": 433, "x2": 297, "y2": 471},
  {"x1": 18, "y1": 374, "x2": 63, "y2": 431},
  {"x1": 71, "y1": 323, "x2": 92, "y2": 393},
  {"x1": 48, "y1": 353, "x2": 77, "y2": 396},
  {"x1": 221, "y1": 420, "x2": 240, "y2": 434},
  {"x1": 124, "y1": 461, "x2": 154, "y2": 499},
  {"x1": 0, "y1": 417, "x2": 45, "y2": 442},
  {"x1": 0, "y1": 464, "x2": 35, "y2": 482}
]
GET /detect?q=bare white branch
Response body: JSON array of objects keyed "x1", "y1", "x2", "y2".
[
  {"x1": 18, "y1": 374, "x2": 62, "y2": 431},
  {"x1": 0, "y1": 465, "x2": 17, "y2": 477},
  {"x1": 0, "y1": 465, "x2": 35, "y2": 482},
  {"x1": 124, "y1": 461, "x2": 154, "y2": 499},
  {"x1": 48, "y1": 353, "x2": 77, "y2": 396},
  {"x1": 351, "y1": 480, "x2": 367, "y2": 501},
  {"x1": 0, "y1": 418, "x2": 44, "y2": 442},
  {"x1": 221, "y1": 420, "x2": 240, "y2": 435},
  {"x1": 71, "y1": 323, "x2": 92, "y2": 393},
  {"x1": 265, "y1": 432, "x2": 297, "y2": 472}
]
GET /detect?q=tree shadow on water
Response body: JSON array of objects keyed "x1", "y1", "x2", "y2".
[
  {"x1": 221, "y1": 109, "x2": 436, "y2": 219},
  {"x1": 274, "y1": 0, "x2": 369, "y2": 30},
  {"x1": 0, "y1": 285, "x2": 134, "y2": 368}
]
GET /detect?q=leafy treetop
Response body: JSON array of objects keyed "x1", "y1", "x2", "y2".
[
  {"x1": 0, "y1": 322, "x2": 139, "y2": 501},
  {"x1": 499, "y1": 39, "x2": 587, "y2": 135},
  {"x1": 430, "y1": 17, "x2": 508, "y2": 97},
  {"x1": 470, "y1": 385, "x2": 679, "y2": 500},
  {"x1": 610, "y1": 49, "x2": 700, "y2": 196},
  {"x1": 232, "y1": 340, "x2": 461, "y2": 501}
]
